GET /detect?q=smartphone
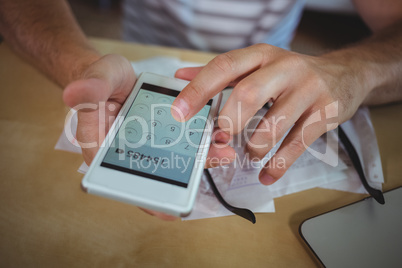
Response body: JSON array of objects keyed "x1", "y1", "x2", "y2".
[{"x1": 82, "y1": 72, "x2": 222, "y2": 217}]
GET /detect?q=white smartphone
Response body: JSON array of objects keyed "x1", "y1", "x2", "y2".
[{"x1": 82, "y1": 72, "x2": 222, "y2": 217}]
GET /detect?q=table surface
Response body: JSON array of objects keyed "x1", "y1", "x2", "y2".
[{"x1": 1, "y1": 38, "x2": 401, "y2": 267}]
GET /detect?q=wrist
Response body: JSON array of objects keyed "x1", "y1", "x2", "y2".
[
  {"x1": 62, "y1": 48, "x2": 102, "y2": 87},
  {"x1": 321, "y1": 50, "x2": 377, "y2": 105}
]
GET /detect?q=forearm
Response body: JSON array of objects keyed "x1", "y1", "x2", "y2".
[
  {"x1": 0, "y1": 0, "x2": 100, "y2": 87},
  {"x1": 322, "y1": 19, "x2": 402, "y2": 106}
]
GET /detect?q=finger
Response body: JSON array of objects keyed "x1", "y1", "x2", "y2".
[
  {"x1": 205, "y1": 142, "x2": 236, "y2": 168},
  {"x1": 176, "y1": 66, "x2": 241, "y2": 88},
  {"x1": 77, "y1": 101, "x2": 122, "y2": 166},
  {"x1": 203, "y1": 127, "x2": 235, "y2": 168},
  {"x1": 171, "y1": 44, "x2": 279, "y2": 122},
  {"x1": 211, "y1": 127, "x2": 232, "y2": 144},
  {"x1": 64, "y1": 78, "x2": 112, "y2": 108},
  {"x1": 245, "y1": 87, "x2": 316, "y2": 160},
  {"x1": 258, "y1": 111, "x2": 328, "y2": 185},
  {"x1": 217, "y1": 63, "x2": 291, "y2": 135},
  {"x1": 63, "y1": 54, "x2": 135, "y2": 108},
  {"x1": 175, "y1": 66, "x2": 203, "y2": 81}
]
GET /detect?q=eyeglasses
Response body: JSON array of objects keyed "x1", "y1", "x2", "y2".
[
  {"x1": 338, "y1": 125, "x2": 385, "y2": 204},
  {"x1": 205, "y1": 125, "x2": 385, "y2": 224},
  {"x1": 204, "y1": 169, "x2": 256, "y2": 223}
]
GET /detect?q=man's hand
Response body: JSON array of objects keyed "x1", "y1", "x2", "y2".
[
  {"x1": 172, "y1": 0, "x2": 402, "y2": 190},
  {"x1": 174, "y1": 44, "x2": 373, "y2": 185},
  {"x1": 63, "y1": 54, "x2": 137, "y2": 165}
]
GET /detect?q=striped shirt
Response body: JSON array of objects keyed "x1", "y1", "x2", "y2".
[{"x1": 122, "y1": 0, "x2": 305, "y2": 52}]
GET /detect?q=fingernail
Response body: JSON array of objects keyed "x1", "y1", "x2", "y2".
[
  {"x1": 171, "y1": 98, "x2": 189, "y2": 122},
  {"x1": 260, "y1": 173, "x2": 276, "y2": 185}
]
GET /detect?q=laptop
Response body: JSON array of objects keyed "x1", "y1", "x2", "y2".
[{"x1": 300, "y1": 187, "x2": 402, "y2": 267}]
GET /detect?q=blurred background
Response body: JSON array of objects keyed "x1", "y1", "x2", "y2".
[{"x1": 67, "y1": 0, "x2": 371, "y2": 55}]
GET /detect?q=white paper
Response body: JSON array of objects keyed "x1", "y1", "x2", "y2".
[{"x1": 319, "y1": 107, "x2": 384, "y2": 193}]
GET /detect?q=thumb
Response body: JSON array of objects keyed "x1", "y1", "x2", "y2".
[
  {"x1": 63, "y1": 54, "x2": 136, "y2": 108},
  {"x1": 63, "y1": 78, "x2": 112, "y2": 108}
]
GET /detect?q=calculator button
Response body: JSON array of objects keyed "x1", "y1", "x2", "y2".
[
  {"x1": 139, "y1": 92, "x2": 154, "y2": 102},
  {"x1": 179, "y1": 142, "x2": 194, "y2": 151},
  {"x1": 157, "y1": 97, "x2": 172, "y2": 104},
  {"x1": 143, "y1": 132, "x2": 156, "y2": 143},
  {"x1": 185, "y1": 130, "x2": 200, "y2": 144},
  {"x1": 160, "y1": 137, "x2": 174, "y2": 146},
  {"x1": 165, "y1": 124, "x2": 182, "y2": 139},
  {"x1": 153, "y1": 108, "x2": 167, "y2": 118},
  {"x1": 133, "y1": 104, "x2": 148, "y2": 114},
  {"x1": 124, "y1": 127, "x2": 141, "y2": 143},
  {"x1": 188, "y1": 116, "x2": 207, "y2": 129},
  {"x1": 150, "y1": 120, "x2": 162, "y2": 131},
  {"x1": 126, "y1": 119, "x2": 146, "y2": 132}
]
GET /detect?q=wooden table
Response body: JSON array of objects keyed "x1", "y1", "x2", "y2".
[{"x1": 1, "y1": 38, "x2": 401, "y2": 267}]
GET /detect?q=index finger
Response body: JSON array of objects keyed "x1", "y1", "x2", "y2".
[{"x1": 171, "y1": 44, "x2": 273, "y2": 122}]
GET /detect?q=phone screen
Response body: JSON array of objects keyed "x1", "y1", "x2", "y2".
[{"x1": 101, "y1": 83, "x2": 212, "y2": 187}]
